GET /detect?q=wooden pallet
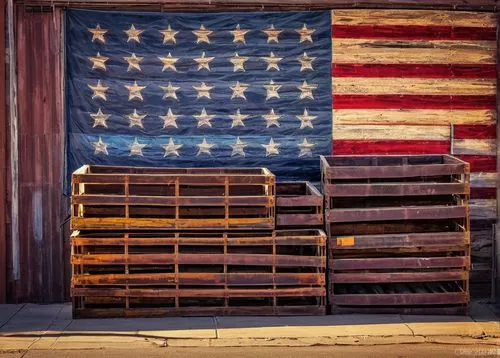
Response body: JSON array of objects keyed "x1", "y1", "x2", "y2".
[
  {"x1": 276, "y1": 182, "x2": 323, "y2": 229},
  {"x1": 71, "y1": 229, "x2": 327, "y2": 318},
  {"x1": 71, "y1": 165, "x2": 275, "y2": 230}
]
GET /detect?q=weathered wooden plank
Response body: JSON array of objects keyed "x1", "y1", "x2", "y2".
[
  {"x1": 331, "y1": 292, "x2": 468, "y2": 306},
  {"x1": 325, "y1": 182, "x2": 469, "y2": 197},
  {"x1": 332, "y1": 24, "x2": 496, "y2": 41},
  {"x1": 332, "y1": 256, "x2": 468, "y2": 270},
  {"x1": 333, "y1": 95, "x2": 496, "y2": 109},
  {"x1": 333, "y1": 140, "x2": 450, "y2": 155},
  {"x1": 470, "y1": 199, "x2": 497, "y2": 219},
  {"x1": 471, "y1": 172, "x2": 496, "y2": 188},
  {"x1": 452, "y1": 139, "x2": 496, "y2": 155},
  {"x1": 72, "y1": 253, "x2": 326, "y2": 267},
  {"x1": 71, "y1": 287, "x2": 326, "y2": 298},
  {"x1": 326, "y1": 205, "x2": 467, "y2": 222},
  {"x1": 333, "y1": 39, "x2": 496, "y2": 64},
  {"x1": 72, "y1": 272, "x2": 326, "y2": 286},
  {"x1": 332, "y1": 271, "x2": 468, "y2": 283},
  {"x1": 332, "y1": 124, "x2": 450, "y2": 140},
  {"x1": 276, "y1": 214, "x2": 323, "y2": 227},
  {"x1": 453, "y1": 124, "x2": 496, "y2": 139},
  {"x1": 332, "y1": 64, "x2": 497, "y2": 79},
  {"x1": 73, "y1": 195, "x2": 272, "y2": 206},
  {"x1": 332, "y1": 10, "x2": 497, "y2": 27},
  {"x1": 333, "y1": 78, "x2": 496, "y2": 96},
  {"x1": 333, "y1": 109, "x2": 495, "y2": 126},
  {"x1": 455, "y1": 155, "x2": 496, "y2": 172}
]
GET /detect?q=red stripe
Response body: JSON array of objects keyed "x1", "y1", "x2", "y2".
[
  {"x1": 333, "y1": 95, "x2": 496, "y2": 109},
  {"x1": 456, "y1": 155, "x2": 496, "y2": 172},
  {"x1": 453, "y1": 125, "x2": 496, "y2": 139},
  {"x1": 332, "y1": 25, "x2": 496, "y2": 41},
  {"x1": 332, "y1": 64, "x2": 497, "y2": 79},
  {"x1": 332, "y1": 140, "x2": 449, "y2": 155},
  {"x1": 471, "y1": 188, "x2": 497, "y2": 199}
]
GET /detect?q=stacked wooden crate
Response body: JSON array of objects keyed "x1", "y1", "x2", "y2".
[
  {"x1": 70, "y1": 165, "x2": 327, "y2": 318},
  {"x1": 321, "y1": 155, "x2": 471, "y2": 315},
  {"x1": 275, "y1": 182, "x2": 324, "y2": 229}
]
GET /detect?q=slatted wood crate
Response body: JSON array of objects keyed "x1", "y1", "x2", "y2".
[
  {"x1": 71, "y1": 165, "x2": 275, "y2": 231},
  {"x1": 71, "y1": 229, "x2": 327, "y2": 318},
  {"x1": 321, "y1": 154, "x2": 471, "y2": 314},
  {"x1": 276, "y1": 182, "x2": 323, "y2": 229}
]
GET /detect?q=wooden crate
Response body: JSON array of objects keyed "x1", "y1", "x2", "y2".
[
  {"x1": 71, "y1": 229, "x2": 327, "y2": 318},
  {"x1": 321, "y1": 155, "x2": 470, "y2": 226},
  {"x1": 71, "y1": 165, "x2": 275, "y2": 230},
  {"x1": 276, "y1": 182, "x2": 323, "y2": 229}
]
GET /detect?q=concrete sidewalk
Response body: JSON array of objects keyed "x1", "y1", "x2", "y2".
[{"x1": 0, "y1": 301, "x2": 498, "y2": 351}]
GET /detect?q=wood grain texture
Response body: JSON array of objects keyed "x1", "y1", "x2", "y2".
[
  {"x1": 470, "y1": 172, "x2": 496, "y2": 188},
  {"x1": 332, "y1": 140, "x2": 450, "y2": 155},
  {"x1": 333, "y1": 39, "x2": 496, "y2": 64},
  {"x1": 452, "y1": 139, "x2": 496, "y2": 155},
  {"x1": 453, "y1": 124, "x2": 496, "y2": 139},
  {"x1": 471, "y1": 188, "x2": 496, "y2": 199},
  {"x1": 332, "y1": 25, "x2": 496, "y2": 41},
  {"x1": 332, "y1": 124, "x2": 450, "y2": 140},
  {"x1": 332, "y1": 64, "x2": 497, "y2": 78},
  {"x1": 455, "y1": 155, "x2": 496, "y2": 172},
  {"x1": 333, "y1": 95, "x2": 496, "y2": 109},
  {"x1": 333, "y1": 109, "x2": 495, "y2": 125},
  {"x1": 333, "y1": 77, "x2": 496, "y2": 95},
  {"x1": 470, "y1": 199, "x2": 497, "y2": 219},
  {"x1": 332, "y1": 10, "x2": 497, "y2": 27}
]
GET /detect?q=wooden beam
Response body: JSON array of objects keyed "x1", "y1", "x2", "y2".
[
  {"x1": 495, "y1": 13, "x2": 500, "y2": 303},
  {"x1": 0, "y1": 0, "x2": 7, "y2": 303},
  {"x1": 9, "y1": 0, "x2": 499, "y2": 11}
]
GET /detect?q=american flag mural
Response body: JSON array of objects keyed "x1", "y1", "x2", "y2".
[
  {"x1": 331, "y1": 10, "x2": 497, "y2": 289},
  {"x1": 65, "y1": 9, "x2": 332, "y2": 184}
]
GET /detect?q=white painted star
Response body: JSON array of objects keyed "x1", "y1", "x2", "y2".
[
  {"x1": 263, "y1": 24, "x2": 282, "y2": 43},
  {"x1": 90, "y1": 108, "x2": 110, "y2": 128},
  {"x1": 162, "y1": 137, "x2": 183, "y2": 157},
  {"x1": 230, "y1": 81, "x2": 248, "y2": 100},
  {"x1": 88, "y1": 52, "x2": 109, "y2": 71},
  {"x1": 298, "y1": 52, "x2": 316, "y2": 72},
  {"x1": 124, "y1": 53, "x2": 143, "y2": 72},
  {"x1": 263, "y1": 80, "x2": 281, "y2": 100},
  {"x1": 160, "y1": 25, "x2": 179, "y2": 44},
  {"x1": 262, "y1": 52, "x2": 282, "y2": 71},
  {"x1": 88, "y1": 80, "x2": 109, "y2": 101},
  {"x1": 194, "y1": 52, "x2": 215, "y2": 71},
  {"x1": 124, "y1": 24, "x2": 144, "y2": 43},
  {"x1": 298, "y1": 138, "x2": 316, "y2": 157},
  {"x1": 192, "y1": 25, "x2": 212, "y2": 44},
  {"x1": 229, "y1": 109, "x2": 249, "y2": 128},
  {"x1": 230, "y1": 137, "x2": 248, "y2": 157},
  {"x1": 262, "y1": 138, "x2": 280, "y2": 157},
  {"x1": 88, "y1": 24, "x2": 107, "y2": 43},
  {"x1": 159, "y1": 108, "x2": 180, "y2": 128},
  {"x1": 197, "y1": 137, "x2": 216, "y2": 156},
  {"x1": 193, "y1": 82, "x2": 214, "y2": 99},
  {"x1": 160, "y1": 82, "x2": 180, "y2": 101},
  {"x1": 296, "y1": 24, "x2": 315, "y2": 43},
  {"x1": 230, "y1": 24, "x2": 250, "y2": 44},
  {"x1": 298, "y1": 81, "x2": 318, "y2": 100},
  {"x1": 262, "y1": 108, "x2": 281, "y2": 128},
  {"x1": 296, "y1": 109, "x2": 317, "y2": 129},
  {"x1": 125, "y1": 81, "x2": 146, "y2": 101},
  {"x1": 92, "y1": 137, "x2": 109, "y2": 155},
  {"x1": 128, "y1": 137, "x2": 147, "y2": 156},
  {"x1": 127, "y1": 109, "x2": 147, "y2": 128},
  {"x1": 158, "y1": 53, "x2": 179, "y2": 72},
  {"x1": 230, "y1": 53, "x2": 249, "y2": 72},
  {"x1": 194, "y1": 108, "x2": 216, "y2": 128}
]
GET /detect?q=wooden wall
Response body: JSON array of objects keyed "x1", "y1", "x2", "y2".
[{"x1": 331, "y1": 9, "x2": 497, "y2": 296}]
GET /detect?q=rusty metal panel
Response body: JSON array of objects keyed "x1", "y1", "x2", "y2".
[{"x1": 13, "y1": 6, "x2": 69, "y2": 302}]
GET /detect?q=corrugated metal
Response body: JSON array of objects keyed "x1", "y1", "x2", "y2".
[{"x1": 12, "y1": 6, "x2": 69, "y2": 302}]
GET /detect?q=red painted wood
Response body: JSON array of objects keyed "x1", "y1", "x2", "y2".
[
  {"x1": 332, "y1": 140, "x2": 450, "y2": 155},
  {"x1": 456, "y1": 155, "x2": 496, "y2": 172},
  {"x1": 333, "y1": 95, "x2": 496, "y2": 109},
  {"x1": 453, "y1": 125, "x2": 496, "y2": 139},
  {"x1": 332, "y1": 64, "x2": 497, "y2": 78},
  {"x1": 470, "y1": 187, "x2": 496, "y2": 199},
  {"x1": 332, "y1": 25, "x2": 496, "y2": 41}
]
